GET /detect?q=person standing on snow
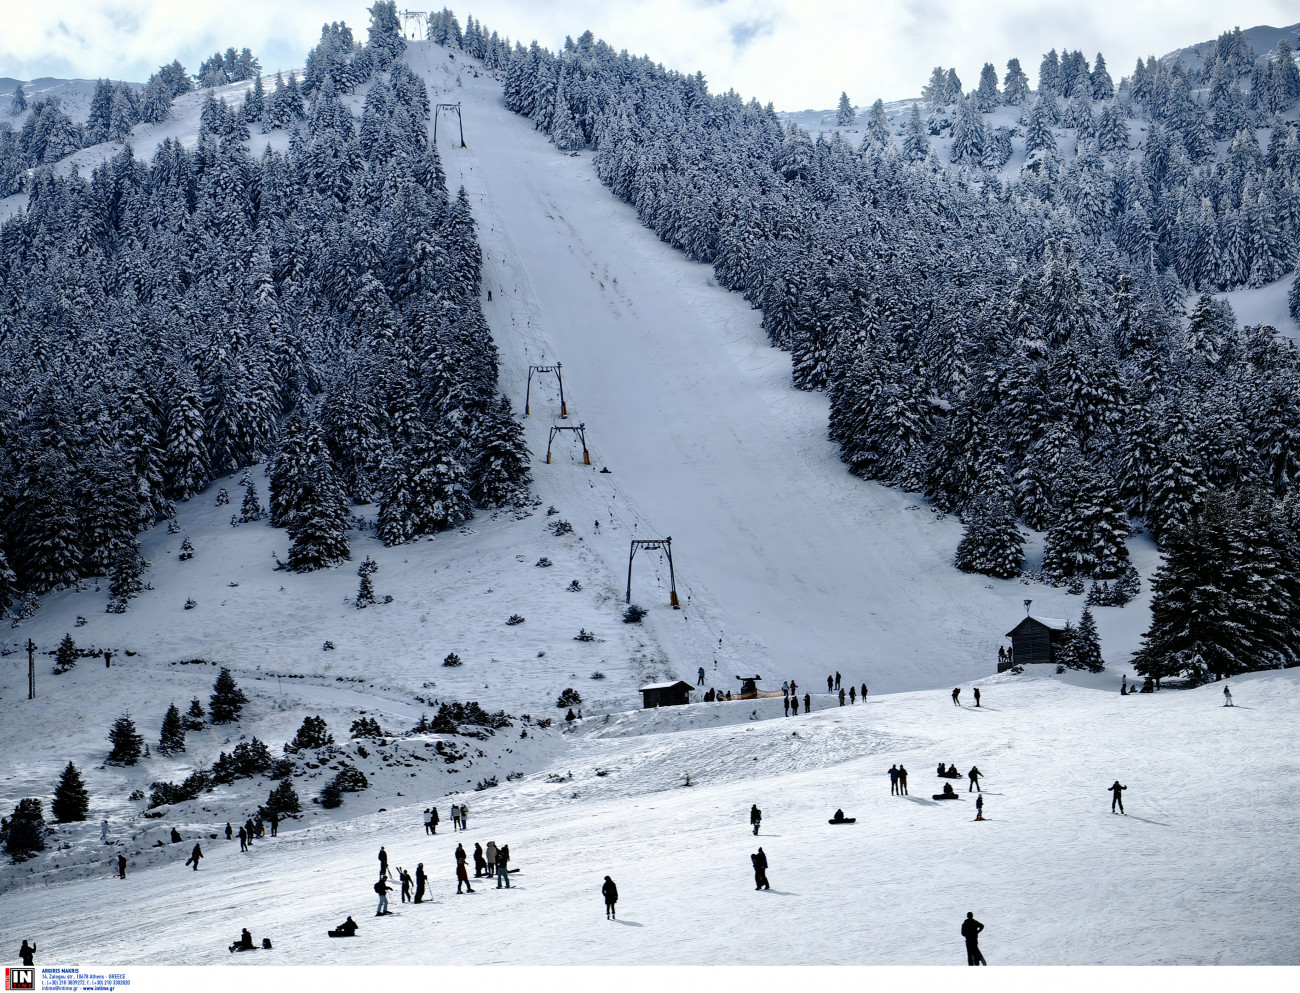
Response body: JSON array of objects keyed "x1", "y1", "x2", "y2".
[
  {"x1": 602, "y1": 876, "x2": 619, "y2": 919},
  {"x1": 968, "y1": 766, "x2": 983, "y2": 792},
  {"x1": 486, "y1": 841, "x2": 498, "y2": 877},
  {"x1": 117, "y1": 854, "x2": 127, "y2": 879},
  {"x1": 424, "y1": 809, "x2": 433, "y2": 835},
  {"x1": 698, "y1": 666, "x2": 705, "y2": 686},
  {"x1": 474, "y1": 842, "x2": 487, "y2": 877},
  {"x1": 898, "y1": 765, "x2": 909, "y2": 795},
  {"x1": 961, "y1": 912, "x2": 986, "y2": 965},
  {"x1": 827, "y1": 675, "x2": 834, "y2": 692},
  {"x1": 784, "y1": 695, "x2": 790, "y2": 716},
  {"x1": 952, "y1": 687, "x2": 962, "y2": 706},
  {"x1": 399, "y1": 867, "x2": 413, "y2": 902},
  {"x1": 1110, "y1": 780, "x2": 1127, "y2": 814},
  {"x1": 791, "y1": 695, "x2": 800, "y2": 715},
  {"x1": 861, "y1": 683, "x2": 867, "y2": 699},
  {"x1": 460, "y1": 804, "x2": 469, "y2": 830},
  {"x1": 975, "y1": 794, "x2": 985, "y2": 820},
  {"x1": 184, "y1": 842, "x2": 203, "y2": 871},
  {"x1": 238, "y1": 825, "x2": 248, "y2": 852},
  {"x1": 224, "y1": 822, "x2": 232, "y2": 841},
  {"x1": 374, "y1": 876, "x2": 392, "y2": 915},
  {"x1": 751, "y1": 848, "x2": 770, "y2": 890},
  {"x1": 456, "y1": 843, "x2": 474, "y2": 893},
  {"x1": 415, "y1": 863, "x2": 428, "y2": 903},
  {"x1": 378, "y1": 846, "x2": 389, "y2": 879},
  {"x1": 269, "y1": 810, "x2": 279, "y2": 837},
  {"x1": 835, "y1": 671, "x2": 842, "y2": 690},
  {"x1": 1223, "y1": 684, "x2": 1233, "y2": 707},
  {"x1": 430, "y1": 806, "x2": 439, "y2": 833},
  {"x1": 803, "y1": 693, "x2": 811, "y2": 713},
  {"x1": 750, "y1": 804, "x2": 762, "y2": 835},
  {"x1": 973, "y1": 688, "x2": 981, "y2": 707},
  {"x1": 849, "y1": 686, "x2": 856, "y2": 704},
  {"x1": 889, "y1": 764, "x2": 900, "y2": 795},
  {"x1": 19, "y1": 940, "x2": 36, "y2": 966},
  {"x1": 101, "y1": 819, "x2": 109, "y2": 843},
  {"x1": 496, "y1": 844, "x2": 511, "y2": 887},
  {"x1": 451, "y1": 804, "x2": 462, "y2": 831},
  {"x1": 838, "y1": 688, "x2": 846, "y2": 706}
]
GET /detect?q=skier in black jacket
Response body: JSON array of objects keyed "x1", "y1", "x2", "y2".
[
  {"x1": 414, "y1": 863, "x2": 428, "y2": 903},
  {"x1": 602, "y1": 876, "x2": 619, "y2": 919},
  {"x1": 1110, "y1": 780, "x2": 1126, "y2": 814},
  {"x1": 750, "y1": 804, "x2": 762, "y2": 835},
  {"x1": 18, "y1": 941, "x2": 35, "y2": 966},
  {"x1": 751, "y1": 848, "x2": 770, "y2": 890},
  {"x1": 961, "y1": 912, "x2": 986, "y2": 965}
]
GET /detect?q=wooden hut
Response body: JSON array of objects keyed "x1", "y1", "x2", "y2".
[
  {"x1": 640, "y1": 680, "x2": 694, "y2": 709},
  {"x1": 1004, "y1": 615, "x2": 1068, "y2": 667}
]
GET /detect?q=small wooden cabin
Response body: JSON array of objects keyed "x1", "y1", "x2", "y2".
[
  {"x1": 640, "y1": 680, "x2": 694, "y2": 709},
  {"x1": 1005, "y1": 615, "x2": 1068, "y2": 667}
]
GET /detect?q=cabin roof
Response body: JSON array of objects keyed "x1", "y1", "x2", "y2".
[
  {"x1": 639, "y1": 680, "x2": 694, "y2": 692},
  {"x1": 1006, "y1": 615, "x2": 1069, "y2": 637}
]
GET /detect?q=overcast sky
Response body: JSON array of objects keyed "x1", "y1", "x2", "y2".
[{"x1": 3, "y1": 1, "x2": 1297, "y2": 108}]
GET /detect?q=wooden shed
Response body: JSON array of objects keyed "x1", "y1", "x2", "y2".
[
  {"x1": 1005, "y1": 615, "x2": 1068, "y2": 667},
  {"x1": 640, "y1": 680, "x2": 694, "y2": 709}
]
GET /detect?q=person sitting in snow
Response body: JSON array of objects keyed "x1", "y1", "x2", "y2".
[
  {"x1": 830, "y1": 809, "x2": 850, "y2": 823},
  {"x1": 230, "y1": 928, "x2": 255, "y2": 952},
  {"x1": 565, "y1": 708, "x2": 577, "y2": 722},
  {"x1": 334, "y1": 916, "x2": 358, "y2": 936}
]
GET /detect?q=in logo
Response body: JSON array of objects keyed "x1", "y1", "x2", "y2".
[{"x1": 5, "y1": 967, "x2": 35, "y2": 991}]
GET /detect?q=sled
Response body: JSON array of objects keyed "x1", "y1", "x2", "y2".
[
  {"x1": 327, "y1": 931, "x2": 356, "y2": 938},
  {"x1": 932, "y1": 794, "x2": 962, "y2": 801},
  {"x1": 828, "y1": 818, "x2": 856, "y2": 824}
]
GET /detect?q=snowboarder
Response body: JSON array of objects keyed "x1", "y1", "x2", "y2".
[
  {"x1": 459, "y1": 804, "x2": 468, "y2": 830},
  {"x1": 1110, "y1": 780, "x2": 1126, "y2": 814},
  {"x1": 229, "y1": 929, "x2": 255, "y2": 953},
  {"x1": 698, "y1": 666, "x2": 705, "y2": 686},
  {"x1": 269, "y1": 810, "x2": 279, "y2": 837},
  {"x1": 973, "y1": 687, "x2": 981, "y2": 707},
  {"x1": 374, "y1": 876, "x2": 392, "y2": 915},
  {"x1": 751, "y1": 847, "x2": 770, "y2": 890},
  {"x1": 414, "y1": 863, "x2": 427, "y2": 903},
  {"x1": 184, "y1": 842, "x2": 203, "y2": 871},
  {"x1": 1224, "y1": 684, "x2": 1233, "y2": 707},
  {"x1": 750, "y1": 804, "x2": 762, "y2": 835},
  {"x1": 452, "y1": 805, "x2": 462, "y2": 831},
  {"x1": 602, "y1": 875, "x2": 618, "y2": 919},
  {"x1": 18, "y1": 941, "x2": 35, "y2": 966},
  {"x1": 803, "y1": 693, "x2": 810, "y2": 713},
  {"x1": 378, "y1": 846, "x2": 389, "y2": 879},
  {"x1": 238, "y1": 825, "x2": 248, "y2": 852},
  {"x1": 424, "y1": 809, "x2": 433, "y2": 834},
  {"x1": 330, "y1": 916, "x2": 358, "y2": 937},
  {"x1": 399, "y1": 867, "x2": 413, "y2": 902},
  {"x1": 975, "y1": 795, "x2": 985, "y2": 820},
  {"x1": 827, "y1": 675, "x2": 834, "y2": 692},
  {"x1": 934, "y1": 782, "x2": 959, "y2": 799},
  {"x1": 474, "y1": 842, "x2": 487, "y2": 877},
  {"x1": 829, "y1": 809, "x2": 853, "y2": 823},
  {"x1": 1121, "y1": 675, "x2": 1128, "y2": 695},
  {"x1": 224, "y1": 822, "x2": 232, "y2": 841},
  {"x1": 968, "y1": 766, "x2": 982, "y2": 792},
  {"x1": 898, "y1": 765, "x2": 909, "y2": 795},
  {"x1": 496, "y1": 844, "x2": 511, "y2": 887},
  {"x1": 889, "y1": 764, "x2": 900, "y2": 795},
  {"x1": 952, "y1": 687, "x2": 961, "y2": 706},
  {"x1": 961, "y1": 912, "x2": 986, "y2": 965},
  {"x1": 849, "y1": 686, "x2": 856, "y2": 704},
  {"x1": 486, "y1": 841, "x2": 498, "y2": 877},
  {"x1": 838, "y1": 688, "x2": 845, "y2": 706},
  {"x1": 101, "y1": 819, "x2": 109, "y2": 843},
  {"x1": 117, "y1": 854, "x2": 127, "y2": 879},
  {"x1": 456, "y1": 843, "x2": 474, "y2": 893},
  {"x1": 170, "y1": 827, "x2": 182, "y2": 844}
]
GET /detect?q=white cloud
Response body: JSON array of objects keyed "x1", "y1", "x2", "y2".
[{"x1": 2, "y1": 1, "x2": 1296, "y2": 108}]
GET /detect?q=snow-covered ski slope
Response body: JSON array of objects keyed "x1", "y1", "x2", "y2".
[
  {"x1": 5, "y1": 667, "x2": 1300, "y2": 966},
  {"x1": 404, "y1": 42, "x2": 1153, "y2": 691}
]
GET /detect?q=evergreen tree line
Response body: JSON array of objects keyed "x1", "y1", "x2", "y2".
[
  {"x1": 0, "y1": 6, "x2": 530, "y2": 610},
  {"x1": 442, "y1": 18, "x2": 1300, "y2": 682}
]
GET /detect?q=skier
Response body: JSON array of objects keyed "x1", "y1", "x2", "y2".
[
  {"x1": 602, "y1": 875, "x2": 619, "y2": 919},
  {"x1": 456, "y1": 843, "x2": 474, "y2": 893},
  {"x1": 269, "y1": 810, "x2": 279, "y2": 837},
  {"x1": 496, "y1": 844, "x2": 511, "y2": 887},
  {"x1": 101, "y1": 819, "x2": 109, "y2": 843},
  {"x1": 889, "y1": 764, "x2": 900, "y2": 795},
  {"x1": 1224, "y1": 684, "x2": 1233, "y2": 707},
  {"x1": 18, "y1": 941, "x2": 35, "y2": 966},
  {"x1": 460, "y1": 804, "x2": 468, "y2": 830},
  {"x1": 975, "y1": 794, "x2": 985, "y2": 820},
  {"x1": 224, "y1": 822, "x2": 232, "y2": 841},
  {"x1": 968, "y1": 766, "x2": 982, "y2": 792},
  {"x1": 184, "y1": 842, "x2": 203, "y2": 871},
  {"x1": 452, "y1": 804, "x2": 462, "y2": 831},
  {"x1": 838, "y1": 688, "x2": 846, "y2": 706},
  {"x1": 399, "y1": 867, "x2": 413, "y2": 902},
  {"x1": 414, "y1": 863, "x2": 428, "y2": 903},
  {"x1": 898, "y1": 764, "x2": 909, "y2": 795},
  {"x1": 238, "y1": 825, "x2": 248, "y2": 852},
  {"x1": 486, "y1": 841, "x2": 498, "y2": 877},
  {"x1": 117, "y1": 854, "x2": 127, "y2": 879},
  {"x1": 961, "y1": 912, "x2": 986, "y2": 965},
  {"x1": 952, "y1": 687, "x2": 961, "y2": 706},
  {"x1": 973, "y1": 687, "x2": 981, "y2": 707},
  {"x1": 473, "y1": 842, "x2": 487, "y2": 877},
  {"x1": 803, "y1": 693, "x2": 811, "y2": 713},
  {"x1": 827, "y1": 675, "x2": 833, "y2": 692},
  {"x1": 430, "y1": 806, "x2": 439, "y2": 833},
  {"x1": 698, "y1": 666, "x2": 705, "y2": 686},
  {"x1": 849, "y1": 686, "x2": 856, "y2": 704},
  {"x1": 423, "y1": 809, "x2": 433, "y2": 835},
  {"x1": 378, "y1": 846, "x2": 389, "y2": 879},
  {"x1": 751, "y1": 847, "x2": 770, "y2": 890},
  {"x1": 750, "y1": 804, "x2": 762, "y2": 835},
  {"x1": 374, "y1": 876, "x2": 392, "y2": 916},
  {"x1": 1110, "y1": 780, "x2": 1127, "y2": 814}
]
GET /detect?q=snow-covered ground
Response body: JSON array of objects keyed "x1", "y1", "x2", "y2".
[{"x1": 3, "y1": 40, "x2": 1299, "y2": 974}]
